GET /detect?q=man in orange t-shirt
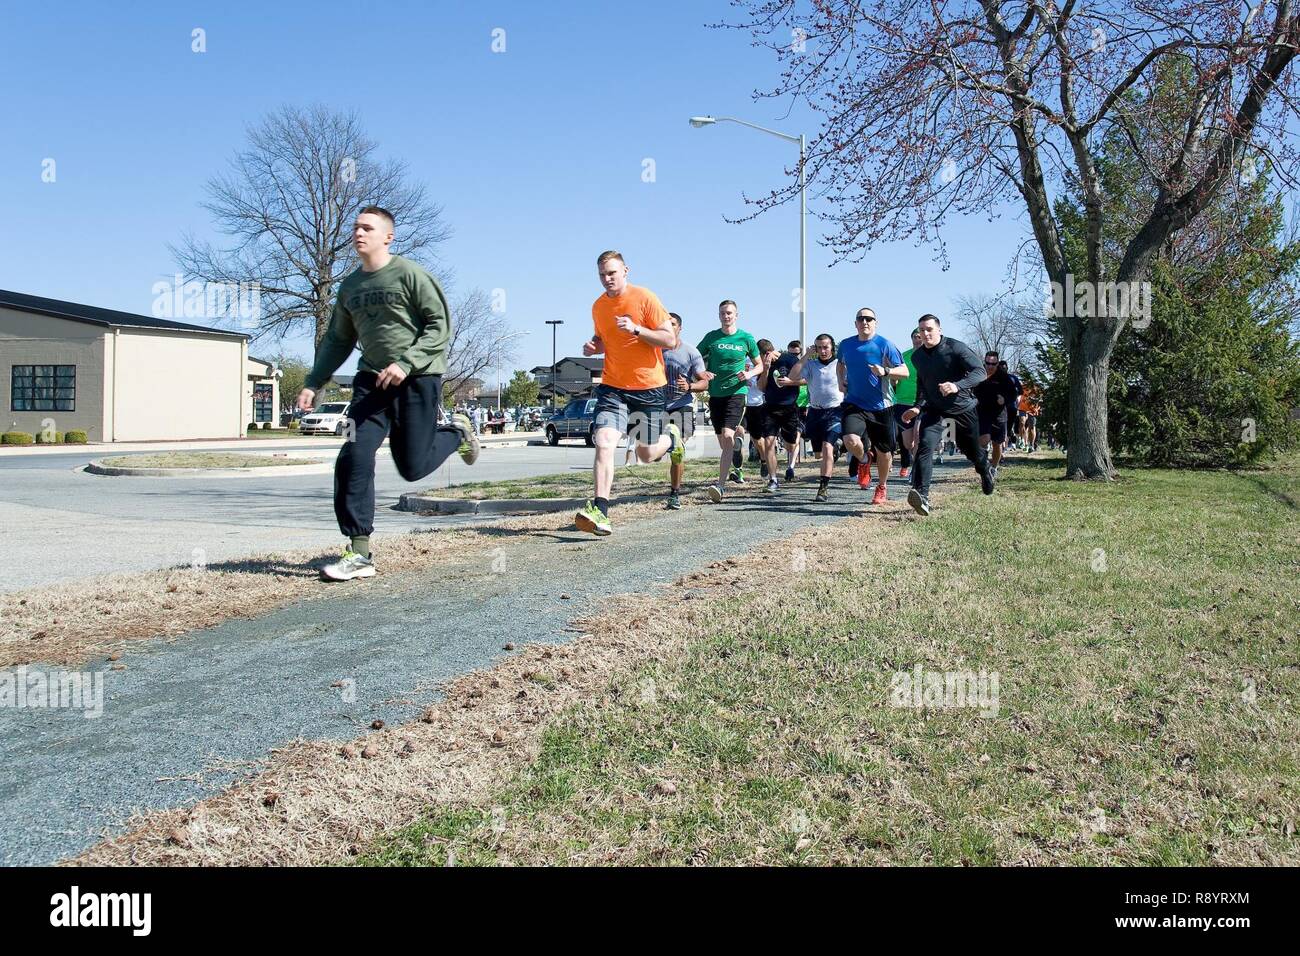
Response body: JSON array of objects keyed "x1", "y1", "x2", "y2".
[
  {"x1": 1018, "y1": 384, "x2": 1043, "y2": 451},
  {"x1": 573, "y1": 250, "x2": 684, "y2": 536}
]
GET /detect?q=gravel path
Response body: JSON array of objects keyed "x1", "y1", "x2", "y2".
[{"x1": 0, "y1": 465, "x2": 973, "y2": 865}]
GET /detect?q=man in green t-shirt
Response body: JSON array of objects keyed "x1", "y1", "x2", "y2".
[
  {"x1": 891, "y1": 327, "x2": 923, "y2": 479},
  {"x1": 296, "y1": 205, "x2": 479, "y2": 581},
  {"x1": 697, "y1": 299, "x2": 760, "y2": 502}
]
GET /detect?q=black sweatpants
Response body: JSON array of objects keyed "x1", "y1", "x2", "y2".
[
  {"x1": 334, "y1": 371, "x2": 463, "y2": 538},
  {"x1": 911, "y1": 405, "x2": 988, "y2": 498}
]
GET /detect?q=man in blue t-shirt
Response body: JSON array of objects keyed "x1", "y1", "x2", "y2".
[{"x1": 838, "y1": 307, "x2": 908, "y2": 505}]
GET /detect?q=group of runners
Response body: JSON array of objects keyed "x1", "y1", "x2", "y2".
[
  {"x1": 570, "y1": 250, "x2": 1011, "y2": 535},
  {"x1": 296, "y1": 208, "x2": 1028, "y2": 577}
]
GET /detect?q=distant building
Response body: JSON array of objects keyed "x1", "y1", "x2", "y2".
[
  {"x1": 245, "y1": 355, "x2": 282, "y2": 428},
  {"x1": 1, "y1": 289, "x2": 269, "y2": 442},
  {"x1": 445, "y1": 377, "x2": 485, "y2": 403},
  {"x1": 531, "y1": 357, "x2": 603, "y2": 404}
]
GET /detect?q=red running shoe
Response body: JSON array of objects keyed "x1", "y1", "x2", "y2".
[
  {"x1": 899, "y1": 466, "x2": 910, "y2": 480},
  {"x1": 858, "y1": 466, "x2": 872, "y2": 490},
  {"x1": 872, "y1": 483, "x2": 888, "y2": 505}
]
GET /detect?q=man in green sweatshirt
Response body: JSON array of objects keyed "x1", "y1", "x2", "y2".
[{"x1": 297, "y1": 206, "x2": 478, "y2": 581}]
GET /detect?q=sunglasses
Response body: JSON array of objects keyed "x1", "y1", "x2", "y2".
[
  {"x1": 984, "y1": 360, "x2": 998, "y2": 366},
  {"x1": 855, "y1": 315, "x2": 875, "y2": 322}
]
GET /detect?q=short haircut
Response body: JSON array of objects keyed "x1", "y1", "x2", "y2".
[
  {"x1": 788, "y1": 340, "x2": 802, "y2": 349},
  {"x1": 358, "y1": 205, "x2": 395, "y2": 229},
  {"x1": 814, "y1": 333, "x2": 836, "y2": 358},
  {"x1": 668, "y1": 312, "x2": 683, "y2": 326},
  {"x1": 985, "y1": 350, "x2": 1000, "y2": 360},
  {"x1": 911, "y1": 328, "x2": 922, "y2": 336},
  {"x1": 596, "y1": 250, "x2": 625, "y2": 268},
  {"x1": 719, "y1": 299, "x2": 738, "y2": 312},
  {"x1": 918, "y1": 314, "x2": 941, "y2": 327},
  {"x1": 855, "y1": 307, "x2": 876, "y2": 320},
  {"x1": 756, "y1": 338, "x2": 775, "y2": 354}
]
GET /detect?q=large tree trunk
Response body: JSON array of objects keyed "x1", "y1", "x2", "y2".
[{"x1": 1065, "y1": 320, "x2": 1118, "y2": 479}]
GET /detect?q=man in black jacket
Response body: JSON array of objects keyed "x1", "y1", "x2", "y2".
[{"x1": 899, "y1": 314, "x2": 995, "y2": 516}]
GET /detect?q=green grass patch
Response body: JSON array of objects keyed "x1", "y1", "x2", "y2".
[
  {"x1": 241, "y1": 428, "x2": 309, "y2": 439},
  {"x1": 364, "y1": 454, "x2": 1300, "y2": 866},
  {"x1": 100, "y1": 452, "x2": 323, "y2": 469}
]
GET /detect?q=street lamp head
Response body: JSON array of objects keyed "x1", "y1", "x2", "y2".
[{"x1": 689, "y1": 116, "x2": 716, "y2": 128}]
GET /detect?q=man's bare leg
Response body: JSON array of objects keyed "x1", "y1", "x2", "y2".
[{"x1": 593, "y1": 426, "x2": 620, "y2": 499}]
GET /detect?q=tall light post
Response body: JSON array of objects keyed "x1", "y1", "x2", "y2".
[
  {"x1": 545, "y1": 319, "x2": 564, "y2": 410},
  {"x1": 689, "y1": 115, "x2": 806, "y2": 347},
  {"x1": 494, "y1": 330, "x2": 530, "y2": 412}
]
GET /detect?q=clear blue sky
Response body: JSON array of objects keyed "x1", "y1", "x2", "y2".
[{"x1": 3, "y1": 0, "x2": 1033, "y2": 376}]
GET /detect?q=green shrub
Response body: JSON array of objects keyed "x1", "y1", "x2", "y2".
[
  {"x1": 1, "y1": 432, "x2": 34, "y2": 445},
  {"x1": 64, "y1": 430, "x2": 88, "y2": 444},
  {"x1": 35, "y1": 431, "x2": 65, "y2": 444},
  {"x1": 261, "y1": 421, "x2": 272, "y2": 430}
]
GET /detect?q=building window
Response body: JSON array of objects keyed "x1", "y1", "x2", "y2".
[
  {"x1": 12, "y1": 365, "x2": 75, "y2": 412},
  {"x1": 253, "y1": 382, "x2": 273, "y2": 423}
]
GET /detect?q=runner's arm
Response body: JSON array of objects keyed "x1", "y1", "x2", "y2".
[
  {"x1": 882, "y1": 362, "x2": 909, "y2": 381},
  {"x1": 395, "y1": 271, "x2": 452, "y2": 375},
  {"x1": 304, "y1": 299, "x2": 358, "y2": 391},
  {"x1": 688, "y1": 356, "x2": 712, "y2": 392},
  {"x1": 950, "y1": 341, "x2": 987, "y2": 392},
  {"x1": 632, "y1": 323, "x2": 675, "y2": 348}
]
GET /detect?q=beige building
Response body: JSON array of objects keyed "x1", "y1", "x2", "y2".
[{"x1": 1, "y1": 289, "x2": 279, "y2": 442}]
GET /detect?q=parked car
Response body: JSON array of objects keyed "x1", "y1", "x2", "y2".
[
  {"x1": 544, "y1": 398, "x2": 596, "y2": 446},
  {"x1": 300, "y1": 402, "x2": 351, "y2": 435}
]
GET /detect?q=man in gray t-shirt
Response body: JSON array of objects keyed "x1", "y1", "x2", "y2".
[{"x1": 661, "y1": 312, "x2": 712, "y2": 509}]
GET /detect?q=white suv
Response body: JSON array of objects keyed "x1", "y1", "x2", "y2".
[{"x1": 300, "y1": 402, "x2": 351, "y2": 435}]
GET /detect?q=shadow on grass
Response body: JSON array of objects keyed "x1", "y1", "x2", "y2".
[
  {"x1": 162, "y1": 554, "x2": 331, "y2": 578},
  {"x1": 1228, "y1": 471, "x2": 1299, "y2": 512}
]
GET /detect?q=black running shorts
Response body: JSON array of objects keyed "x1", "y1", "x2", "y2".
[
  {"x1": 708, "y1": 394, "x2": 747, "y2": 434},
  {"x1": 842, "y1": 403, "x2": 896, "y2": 453}
]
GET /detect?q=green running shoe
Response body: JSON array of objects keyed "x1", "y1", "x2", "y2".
[
  {"x1": 666, "y1": 490, "x2": 682, "y2": 510},
  {"x1": 451, "y1": 412, "x2": 480, "y2": 465},
  {"x1": 322, "y1": 549, "x2": 376, "y2": 581},
  {"x1": 667, "y1": 422, "x2": 684, "y2": 464},
  {"x1": 574, "y1": 500, "x2": 612, "y2": 536}
]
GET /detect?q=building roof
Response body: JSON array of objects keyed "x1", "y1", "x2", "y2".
[
  {"x1": 530, "y1": 356, "x2": 604, "y2": 374},
  {"x1": 0, "y1": 289, "x2": 251, "y2": 339}
]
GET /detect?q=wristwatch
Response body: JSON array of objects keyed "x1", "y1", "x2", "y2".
[{"x1": 633, "y1": 327, "x2": 640, "y2": 337}]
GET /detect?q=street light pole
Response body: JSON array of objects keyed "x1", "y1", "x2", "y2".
[
  {"x1": 545, "y1": 319, "x2": 564, "y2": 409},
  {"x1": 799, "y1": 132, "x2": 806, "y2": 349},
  {"x1": 689, "y1": 115, "x2": 807, "y2": 347}
]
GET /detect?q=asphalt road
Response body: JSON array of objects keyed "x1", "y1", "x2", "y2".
[
  {"x1": 0, "y1": 435, "x2": 726, "y2": 592},
  {"x1": 0, "y1": 466, "x2": 958, "y2": 865}
]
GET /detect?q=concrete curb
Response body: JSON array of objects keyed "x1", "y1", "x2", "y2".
[{"x1": 85, "y1": 458, "x2": 332, "y2": 479}]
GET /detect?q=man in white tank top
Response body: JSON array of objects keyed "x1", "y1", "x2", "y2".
[{"x1": 787, "y1": 334, "x2": 843, "y2": 502}]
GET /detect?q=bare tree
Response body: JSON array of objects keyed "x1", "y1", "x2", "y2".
[
  {"x1": 725, "y1": 1, "x2": 1300, "y2": 478},
  {"x1": 954, "y1": 293, "x2": 1046, "y2": 371},
  {"x1": 441, "y1": 288, "x2": 521, "y2": 402},
  {"x1": 173, "y1": 104, "x2": 452, "y2": 349}
]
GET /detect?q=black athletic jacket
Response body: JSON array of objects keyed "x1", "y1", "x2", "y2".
[
  {"x1": 974, "y1": 370, "x2": 1022, "y2": 420},
  {"x1": 912, "y1": 336, "x2": 986, "y2": 415}
]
